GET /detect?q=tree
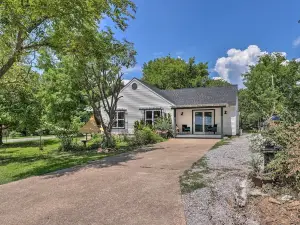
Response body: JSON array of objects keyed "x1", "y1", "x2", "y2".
[
  {"x1": 142, "y1": 56, "x2": 209, "y2": 89},
  {"x1": 0, "y1": 65, "x2": 42, "y2": 144},
  {"x1": 240, "y1": 53, "x2": 300, "y2": 129},
  {"x1": 206, "y1": 78, "x2": 231, "y2": 87},
  {"x1": 71, "y1": 37, "x2": 136, "y2": 147},
  {"x1": 0, "y1": 0, "x2": 136, "y2": 79},
  {"x1": 39, "y1": 56, "x2": 89, "y2": 131}
]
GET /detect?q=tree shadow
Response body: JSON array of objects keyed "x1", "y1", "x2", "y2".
[
  {"x1": 42, "y1": 145, "x2": 165, "y2": 179},
  {"x1": 0, "y1": 139, "x2": 59, "y2": 149}
]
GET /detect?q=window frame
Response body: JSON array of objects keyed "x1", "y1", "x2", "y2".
[
  {"x1": 112, "y1": 111, "x2": 126, "y2": 129},
  {"x1": 144, "y1": 109, "x2": 162, "y2": 125}
]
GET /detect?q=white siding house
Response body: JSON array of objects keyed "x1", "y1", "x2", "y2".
[
  {"x1": 111, "y1": 79, "x2": 174, "y2": 134},
  {"x1": 102, "y1": 78, "x2": 239, "y2": 139}
]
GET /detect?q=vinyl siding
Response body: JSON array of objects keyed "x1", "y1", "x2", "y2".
[{"x1": 111, "y1": 79, "x2": 174, "y2": 134}]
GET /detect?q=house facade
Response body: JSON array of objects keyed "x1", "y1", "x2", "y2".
[{"x1": 110, "y1": 78, "x2": 239, "y2": 138}]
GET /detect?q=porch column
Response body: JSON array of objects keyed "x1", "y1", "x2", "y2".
[
  {"x1": 221, "y1": 107, "x2": 224, "y2": 139},
  {"x1": 173, "y1": 108, "x2": 176, "y2": 137}
]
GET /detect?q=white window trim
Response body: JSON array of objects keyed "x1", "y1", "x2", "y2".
[
  {"x1": 113, "y1": 111, "x2": 125, "y2": 129},
  {"x1": 145, "y1": 110, "x2": 161, "y2": 125}
]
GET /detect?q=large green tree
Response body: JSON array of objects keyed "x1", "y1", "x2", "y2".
[
  {"x1": 0, "y1": 0, "x2": 136, "y2": 79},
  {"x1": 142, "y1": 56, "x2": 231, "y2": 89},
  {"x1": 142, "y1": 56, "x2": 210, "y2": 89},
  {"x1": 240, "y1": 53, "x2": 300, "y2": 129},
  {"x1": 68, "y1": 36, "x2": 136, "y2": 147},
  {"x1": 0, "y1": 65, "x2": 42, "y2": 143}
]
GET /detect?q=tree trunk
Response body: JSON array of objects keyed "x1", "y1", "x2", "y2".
[
  {"x1": 0, "y1": 124, "x2": 3, "y2": 145},
  {"x1": 103, "y1": 129, "x2": 114, "y2": 148},
  {"x1": 0, "y1": 56, "x2": 17, "y2": 79}
]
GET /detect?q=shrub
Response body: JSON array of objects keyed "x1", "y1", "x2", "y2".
[
  {"x1": 262, "y1": 123, "x2": 300, "y2": 190},
  {"x1": 134, "y1": 119, "x2": 149, "y2": 131},
  {"x1": 153, "y1": 113, "x2": 173, "y2": 138},
  {"x1": 9, "y1": 131, "x2": 22, "y2": 138},
  {"x1": 132, "y1": 127, "x2": 163, "y2": 146}
]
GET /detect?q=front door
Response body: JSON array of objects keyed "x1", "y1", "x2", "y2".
[{"x1": 193, "y1": 110, "x2": 214, "y2": 134}]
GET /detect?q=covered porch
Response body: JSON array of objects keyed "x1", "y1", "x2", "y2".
[{"x1": 173, "y1": 104, "x2": 227, "y2": 139}]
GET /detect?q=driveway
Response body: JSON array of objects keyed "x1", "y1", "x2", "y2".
[{"x1": 0, "y1": 138, "x2": 218, "y2": 225}]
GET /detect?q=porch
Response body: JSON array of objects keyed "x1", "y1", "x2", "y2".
[
  {"x1": 173, "y1": 105, "x2": 226, "y2": 139},
  {"x1": 176, "y1": 134, "x2": 222, "y2": 139}
]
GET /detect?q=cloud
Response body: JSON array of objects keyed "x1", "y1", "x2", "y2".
[
  {"x1": 122, "y1": 65, "x2": 142, "y2": 75},
  {"x1": 212, "y1": 77, "x2": 225, "y2": 81},
  {"x1": 214, "y1": 45, "x2": 268, "y2": 87},
  {"x1": 293, "y1": 36, "x2": 300, "y2": 47},
  {"x1": 123, "y1": 79, "x2": 131, "y2": 85}
]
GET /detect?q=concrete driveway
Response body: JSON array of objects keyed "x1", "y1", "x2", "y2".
[{"x1": 0, "y1": 138, "x2": 218, "y2": 225}]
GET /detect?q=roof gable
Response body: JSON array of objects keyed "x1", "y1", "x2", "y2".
[{"x1": 120, "y1": 78, "x2": 175, "y2": 105}]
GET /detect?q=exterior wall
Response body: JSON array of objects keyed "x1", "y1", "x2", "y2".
[
  {"x1": 176, "y1": 106, "x2": 238, "y2": 136},
  {"x1": 110, "y1": 79, "x2": 174, "y2": 134},
  {"x1": 223, "y1": 106, "x2": 237, "y2": 136}
]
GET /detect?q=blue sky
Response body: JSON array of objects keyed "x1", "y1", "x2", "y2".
[{"x1": 106, "y1": 0, "x2": 300, "y2": 87}]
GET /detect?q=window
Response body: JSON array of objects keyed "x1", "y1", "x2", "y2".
[
  {"x1": 113, "y1": 111, "x2": 125, "y2": 128},
  {"x1": 145, "y1": 110, "x2": 161, "y2": 125},
  {"x1": 132, "y1": 83, "x2": 138, "y2": 90}
]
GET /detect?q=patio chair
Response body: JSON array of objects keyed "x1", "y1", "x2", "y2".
[
  {"x1": 207, "y1": 124, "x2": 217, "y2": 134},
  {"x1": 182, "y1": 124, "x2": 191, "y2": 133}
]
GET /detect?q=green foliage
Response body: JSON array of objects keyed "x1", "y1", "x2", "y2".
[
  {"x1": 8, "y1": 131, "x2": 23, "y2": 138},
  {"x1": 262, "y1": 123, "x2": 300, "y2": 190},
  {"x1": 153, "y1": 113, "x2": 173, "y2": 138},
  {"x1": 205, "y1": 78, "x2": 231, "y2": 87},
  {"x1": 180, "y1": 157, "x2": 208, "y2": 193},
  {"x1": 142, "y1": 56, "x2": 210, "y2": 89},
  {"x1": 0, "y1": 65, "x2": 43, "y2": 143},
  {"x1": 240, "y1": 53, "x2": 300, "y2": 129},
  {"x1": 0, "y1": 0, "x2": 136, "y2": 79},
  {"x1": 134, "y1": 119, "x2": 149, "y2": 131},
  {"x1": 132, "y1": 127, "x2": 163, "y2": 146}
]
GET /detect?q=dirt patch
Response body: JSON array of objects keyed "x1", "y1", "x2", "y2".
[{"x1": 248, "y1": 196, "x2": 300, "y2": 225}]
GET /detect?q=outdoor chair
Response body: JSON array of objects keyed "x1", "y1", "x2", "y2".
[{"x1": 207, "y1": 124, "x2": 217, "y2": 134}]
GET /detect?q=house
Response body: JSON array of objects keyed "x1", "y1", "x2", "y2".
[{"x1": 110, "y1": 78, "x2": 239, "y2": 138}]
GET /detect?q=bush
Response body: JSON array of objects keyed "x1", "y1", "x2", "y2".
[
  {"x1": 262, "y1": 123, "x2": 300, "y2": 190},
  {"x1": 9, "y1": 131, "x2": 23, "y2": 138},
  {"x1": 134, "y1": 120, "x2": 149, "y2": 131},
  {"x1": 153, "y1": 113, "x2": 173, "y2": 138},
  {"x1": 132, "y1": 127, "x2": 163, "y2": 146}
]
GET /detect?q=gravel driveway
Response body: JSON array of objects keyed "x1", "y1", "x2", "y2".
[
  {"x1": 0, "y1": 138, "x2": 218, "y2": 225},
  {"x1": 183, "y1": 135, "x2": 258, "y2": 225}
]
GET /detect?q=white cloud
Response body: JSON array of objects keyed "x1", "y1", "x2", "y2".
[
  {"x1": 293, "y1": 36, "x2": 300, "y2": 47},
  {"x1": 212, "y1": 76, "x2": 225, "y2": 81},
  {"x1": 214, "y1": 45, "x2": 268, "y2": 87},
  {"x1": 122, "y1": 65, "x2": 142, "y2": 75},
  {"x1": 122, "y1": 79, "x2": 131, "y2": 85}
]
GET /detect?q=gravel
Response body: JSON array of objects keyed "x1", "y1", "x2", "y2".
[{"x1": 182, "y1": 135, "x2": 260, "y2": 225}]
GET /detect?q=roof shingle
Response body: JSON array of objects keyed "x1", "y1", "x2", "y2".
[{"x1": 136, "y1": 78, "x2": 238, "y2": 107}]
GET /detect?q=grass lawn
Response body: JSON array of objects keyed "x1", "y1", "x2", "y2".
[{"x1": 0, "y1": 139, "x2": 115, "y2": 185}]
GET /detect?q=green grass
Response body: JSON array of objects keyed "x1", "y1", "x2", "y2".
[
  {"x1": 0, "y1": 139, "x2": 113, "y2": 185},
  {"x1": 210, "y1": 136, "x2": 236, "y2": 150},
  {"x1": 180, "y1": 157, "x2": 209, "y2": 193}
]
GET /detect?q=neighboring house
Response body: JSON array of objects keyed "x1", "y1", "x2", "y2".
[{"x1": 109, "y1": 78, "x2": 239, "y2": 138}]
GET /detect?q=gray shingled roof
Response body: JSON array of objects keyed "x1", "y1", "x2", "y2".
[{"x1": 136, "y1": 78, "x2": 238, "y2": 107}]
